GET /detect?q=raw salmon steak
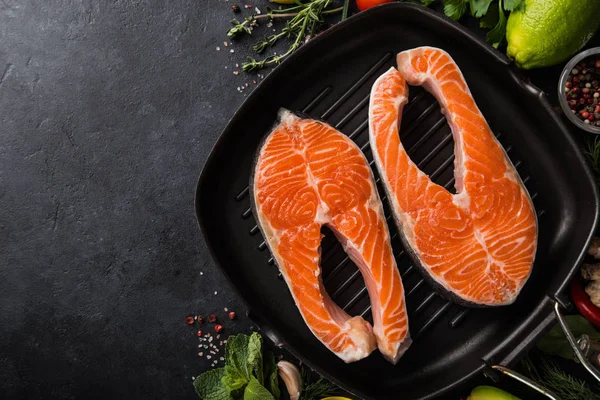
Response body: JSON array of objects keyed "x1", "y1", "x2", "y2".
[
  {"x1": 252, "y1": 110, "x2": 410, "y2": 363},
  {"x1": 369, "y1": 47, "x2": 537, "y2": 306}
]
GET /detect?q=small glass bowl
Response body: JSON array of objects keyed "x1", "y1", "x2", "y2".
[{"x1": 558, "y1": 47, "x2": 600, "y2": 134}]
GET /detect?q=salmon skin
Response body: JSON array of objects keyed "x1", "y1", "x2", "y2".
[
  {"x1": 251, "y1": 110, "x2": 411, "y2": 363},
  {"x1": 369, "y1": 47, "x2": 537, "y2": 307}
]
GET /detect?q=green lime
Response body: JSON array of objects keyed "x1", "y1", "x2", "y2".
[
  {"x1": 506, "y1": 0, "x2": 600, "y2": 69},
  {"x1": 467, "y1": 385, "x2": 520, "y2": 400}
]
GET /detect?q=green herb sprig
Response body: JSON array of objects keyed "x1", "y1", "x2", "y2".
[
  {"x1": 193, "y1": 332, "x2": 280, "y2": 400},
  {"x1": 521, "y1": 356, "x2": 600, "y2": 400},
  {"x1": 586, "y1": 135, "x2": 600, "y2": 176},
  {"x1": 227, "y1": 0, "x2": 343, "y2": 72},
  {"x1": 298, "y1": 367, "x2": 341, "y2": 400}
]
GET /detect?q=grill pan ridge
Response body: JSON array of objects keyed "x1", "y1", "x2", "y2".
[{"x1": 196, "y1": 4, "x2": 599, "y2": 399}]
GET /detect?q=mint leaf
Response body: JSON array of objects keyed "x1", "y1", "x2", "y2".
[
  {"x1": 247, "y1": 332, "x2": 264, "y2": 385},
  {"x1": 194, "y1": 368, "x2": 231, "y2": 400},
  {"x1": 442, "y1": 0, "x2": 468, "y2": 21},
  {"x1": 503, "y1": 0, "x2": 523, "y2": 11},
  {"x1": 486, "y1": 0, "x2": 506, "y2": 48},
  {"x1": 225, "y1": 334, "x2": 251, "y2": 382},
  {"x1": 537, "y1": 316, "x2": 600, "y2": 360},
  {"x1": 222, "y1": 374, "x2": 247, "y2": 396},
  {"x1": 244, "y1": 376, "x2": 275, "y2": 400},
  {"x1": 469, "y1": 0, "x2": 493, "y2": 17},
  {"x1": 264, "y1": 353, "x2": 280, "y2": 399}
]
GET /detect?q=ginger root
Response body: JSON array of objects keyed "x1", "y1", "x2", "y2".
[
  {"x1": 588, "y1": 237, "x2": 600, "y2": 259},
  {"x1": 583, "y1": 237, "x2": 600, "y2": 307}
]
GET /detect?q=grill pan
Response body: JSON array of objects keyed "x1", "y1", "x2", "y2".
[{"x1": 195, "y1": 4, "x2": 599, "y2": 399}]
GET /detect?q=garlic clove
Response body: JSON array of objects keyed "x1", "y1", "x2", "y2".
[{"x1": 277, "y1": 360, "x2": 302, "y2": 400}]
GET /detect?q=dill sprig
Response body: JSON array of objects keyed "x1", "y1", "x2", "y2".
[
  {"x1": 585, "y1": 135, "x2": 600, "y2": 176},
  {"x1": 521, "y1": 356, "x2": 600, "y2": 400},
  {"x1": 227, "y1": 0, "x2": 342, "y2": 72},
  {"x1": 298, "y1": 367, "x2": 341, "y2": 400}
]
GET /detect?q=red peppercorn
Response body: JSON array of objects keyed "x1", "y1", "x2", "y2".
[
  {"x1": 228, "y1": 311, "x2": 236, "y2": 320},
  {"x1": 595, "y1": 105, "x2": 600, "y2": 113},
  {"x1": 595, "y1": 60, "x2": 600, "y2": 68},
  {"x1": 582, "y1": 111, "x2": 590, "y2": 119},
  {"x1": 209, "y1": 314, "x2": 217, "y2": 323},
  {"x1": 572, "y1": 86, "x2": 579, "y2": 92},
  {"x1": 580, "y1": 98, "x2": 587, "y2": 105},
  {"x1": 197, "y1": 330, "x2": 203, "y2": 337},
  {"x1": 214, "y1": 324, "x2": 223, "y2": 333},
  {"x1": 589, "y1": 98, "x2": 594, "y2": 104},
  {"x1": 590, "y1": 114, "x2": 596, "y2": 121},
  {"x1": 197, "y1": 315, "x2": 205, "y2": 324},
  {"x1": 566, "y1": 81, "x2": 572, "y2": 88},
  {"x1": 574, "y1": 76, "x2": 580, "y2": 83},
  {"x1": 185, "y1": 316, "x2": 195, "y2": 325}
]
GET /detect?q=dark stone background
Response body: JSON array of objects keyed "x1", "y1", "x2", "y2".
[{"x1": 0, "y1": 1, "x2": 596, "y2": 399}]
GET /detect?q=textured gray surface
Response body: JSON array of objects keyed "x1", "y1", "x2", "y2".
[
  {"x1": 1, "y1": 0, "x2": 596, "y2": 398},
  {"x1": 0, "y1": 1, "x2": 265, "y2": 398}
]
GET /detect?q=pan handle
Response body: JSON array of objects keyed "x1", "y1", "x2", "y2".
[
  {"x1": 552, "y1": 301, "x2": 600, "y2": 382},
  {"x1": 490, "y1": 365, "x2": 560, "y2": 400},
  {"x1": 490, "y1": 301, "x2": 600, "y2": 399}
]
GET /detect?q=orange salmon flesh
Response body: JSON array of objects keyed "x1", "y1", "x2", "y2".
[
  {"x1": 369, "y1": 47, "x2": 537, "y2": 306},
  {"x1": 252, "y1": 110, "x2": 411, "y2": 363}
]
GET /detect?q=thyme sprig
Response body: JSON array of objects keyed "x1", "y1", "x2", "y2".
[{"x1": 227, "y1": 0, "x2": 343, "y2": 72}]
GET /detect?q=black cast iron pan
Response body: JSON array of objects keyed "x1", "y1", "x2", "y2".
[{"x1": 195, "y1": 3, "x2": 599, "y2": 399}]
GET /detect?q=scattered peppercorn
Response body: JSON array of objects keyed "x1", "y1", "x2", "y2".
[
  {"x1": 228, "y1": 311, "x2": 236, "y2": 320},
  {"x1": 186, "y1": 316, "x2": 195, "y2": 325},
  {"x1": 197, "y1": 315, "x2": 205, "y2": 324},
  {"x1": 197, "y1": 330, "x2": 203, "y2": 337},
  {"x1": 214, "y1": 324, "x2": 223, "y2": 333},
  {"x1": 209, "y1": 314, "x2": 217, "y2": 323},
  {"x1": 231, "y1": 4, "x2": 241, "y2": 13}
]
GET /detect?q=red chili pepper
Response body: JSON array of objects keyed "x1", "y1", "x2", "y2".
[
  {"x1": 355, "y1": 0, "x2": 394, "y2": 11},
  {"x1": 214, "y1": 324, "x2": 223, "y2": 333},
  {"x1": 185, "y1": 316, "x2": 195, "y2": 325},
  {"x1": 570, "y1": 277, "x2": 600, "y2": 328}
]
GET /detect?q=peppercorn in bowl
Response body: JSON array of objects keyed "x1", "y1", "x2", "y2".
[{"x1": 559, "y1": 47, "x2": 600, "y2": 134}]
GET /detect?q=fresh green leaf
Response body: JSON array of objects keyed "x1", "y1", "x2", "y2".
[
  {"x1": 486, "y1": 0, "x2": 506, "y2": 48},
  {"x1": 225, "y1": 334, "x2": 251, "y2": 380},
  {"x1": 247, "y1": 332, "x2": 264, "y2": 384},
  {"x1": 442, "y1": 0, "x2": 468, "y2": 21},
  {"x1": 194, "y1": 368, "x2": 231, "y2": 400},
  {"x1": 419, "y1": 0, "x2": 437, "y2": 6},
  {"x1": 222, "y1": 374, "x2": 247, "y2": 396},
  {"x1": 264, "y1": 353, "x2": 280, "y2": 400},
  {"x1": 502, "y1": 0, "x2": 523, "y2": 11},
  {"x1": 537, "y1": 315, "x2": 600, "y2": 360},
  {"x1": 479, "y1": 2, "x2": 498, "y2": 28},
  {"x1": 469, "y1": 0, "x2": 493, "y2": 18},
  {"x1": 244, "y1": 376, "x2": 275, "y2": 400}
]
